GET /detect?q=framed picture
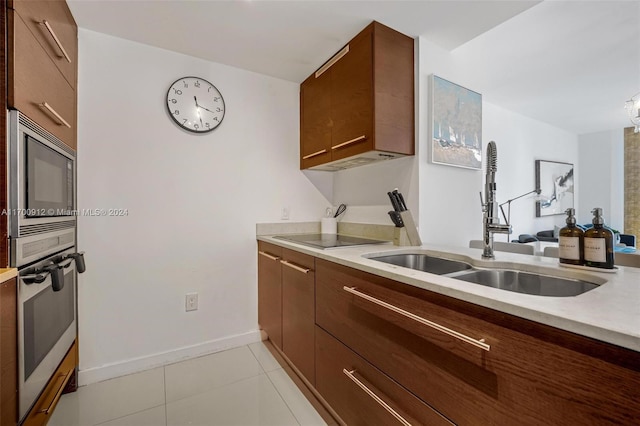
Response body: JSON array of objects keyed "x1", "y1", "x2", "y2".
[
  {"x1": 535, "y1": 160, "x2": 574, "y2": 217},
  {"x1": 431, "y1": 75, "x2": 482, "y2": 170}
]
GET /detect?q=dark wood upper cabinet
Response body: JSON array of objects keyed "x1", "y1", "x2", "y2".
[
  {"x1": 7, "y1": 0, "x2": 77, "y2": 150},
  {"x1": 300, "y1": 21, "x2": 414, "y2": 171}
]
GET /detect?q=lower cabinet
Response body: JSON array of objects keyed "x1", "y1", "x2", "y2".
[
  {"x1": 257, "y1": 242, "x2": 640, "y2": 425},
  {"x1": 258, "y1": 242, "x2": 283, "y2": 349},
  {"x1": 1, "y1": 278, "x2": 17, "y2": 426},
  {"x1": 316, "y1": 326, "x2": 452, "y2": 426},
  {"x1": 22, "y1": 341, "x2": 77, "y2": 426}
]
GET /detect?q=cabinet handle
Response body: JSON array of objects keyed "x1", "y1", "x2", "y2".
[
  {"x1": 280, "y1": 260, "x2": 310, "y2": 274},
  {"x1": 38, "y1": 368, "x2": 73, "y2": 414},
  {"x1": 331, "y1": 135, "x2": 366, "y2": 150},
  {"x1": 343, "y1": 369, "x2": 412, "y2": 426},
  {"x1": 41, "y1": 20, "x2": 72, "y2": 63},
  {"x1": 343, "y1": 286, "x2": 490, "y2": 351},
  {"x1": 315, "y1": 45, "x2": 349, "y2": 78},
  {"x1": 258, "y1": 251, "x2": 280, "y2": 261},
  {"x1": 302, "y1": 149, "x2": 327, "y2": 160},
  {"x1": 39, "y1": 102, "x2": 71, "y2": 128}
]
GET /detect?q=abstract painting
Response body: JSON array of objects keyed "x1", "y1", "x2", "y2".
[
  {"x1": 431, "y1": 75, "x2": 482, "y2": 169},
  {"x1": 536, "y1": 160, "x2": 574, "y2": 217}
]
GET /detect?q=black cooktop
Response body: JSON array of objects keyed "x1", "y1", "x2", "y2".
[{"x1": 273, "y1": 233, "x2": 389, "y2": 249}]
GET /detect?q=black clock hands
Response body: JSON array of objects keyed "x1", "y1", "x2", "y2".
[
  {"x1": 194, "y1": 96, "x2": 204, "y2": 127},
  {"x1": 196, "y1": 104, "x2": 220, "y2": 115}
]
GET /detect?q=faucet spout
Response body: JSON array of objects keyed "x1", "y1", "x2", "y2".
[{"x1": 481, "y1": 141, "x2": 511, "y2": 258}]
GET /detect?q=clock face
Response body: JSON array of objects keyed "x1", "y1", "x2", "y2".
[{"x1": 166, "y1": 77, "x2": 225, "y2": 133}]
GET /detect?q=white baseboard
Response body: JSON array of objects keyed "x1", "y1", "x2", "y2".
[{"x1": 78, "y1": 330, "x2": 262, "y2": 386}]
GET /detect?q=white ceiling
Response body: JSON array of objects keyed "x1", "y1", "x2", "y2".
[{"x1": 67, "y1": 0, "x2": 640, "y2": 135}]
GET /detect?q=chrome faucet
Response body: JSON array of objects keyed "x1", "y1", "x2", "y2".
[{"x1": 480, "y1": 141, "x2": 511, "y2": 258}]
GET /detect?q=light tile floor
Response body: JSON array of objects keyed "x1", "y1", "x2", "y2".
[{"x1": 49, "y1": 342, "x2": 329, "y2": 426}]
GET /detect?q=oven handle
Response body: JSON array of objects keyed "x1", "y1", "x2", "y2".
[
  {"x1": 64, "y1": 252, "x2": 86, "y2": 273},
  {"x1": 21, "y1": 263, "x2": 66, "y2": 291}
]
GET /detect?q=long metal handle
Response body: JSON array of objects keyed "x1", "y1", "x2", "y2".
[
  {"x1": 331, "y1": 135, "x2": 366, "y2": 150},
  {"x1": 343, "y1": 369, "x2": 412, "y2": 426},
  {"x1": 302, "y1": 149, "x2": 327, "y2": 160},
  {"x1": 41, "y1": 20, "x2": 71, "y2": 62},
  {"x1": 315, "y1": 45, "x2": 349, "y2": 78},
  {"x1": 343, "y1": 286, "x2": 490, "y2": 351},
  {"x1": 258, "y1": 251, "x2": 280, "y2": 261},
  {"x1": 39, "y1": 102, "x2": 71, "y2": 128},
  {"x1": 39, "y1": 369, "x2": 73, "y2": 414},
  {"x1": 280, "y1": 260, "x2": 310, "y2": 274}
]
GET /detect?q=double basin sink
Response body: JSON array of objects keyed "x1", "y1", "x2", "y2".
[{"x1": 368, "y1": 253, "x2": 599, "y2": 297}]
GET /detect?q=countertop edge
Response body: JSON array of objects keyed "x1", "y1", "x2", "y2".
[
  {"x1": 257, "y1": 235, "x2": 640, "y2": 352},
  {"x1": 0, "y1": 268, "x2": 18, "y2": 283}
]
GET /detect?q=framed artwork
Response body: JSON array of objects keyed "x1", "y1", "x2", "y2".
[
  {"x1": 535, "y1": 160, "x2": 574, "y2": 217},
  {"x1": 431, "y1": 75, "x2": 482, "y2": 170}
]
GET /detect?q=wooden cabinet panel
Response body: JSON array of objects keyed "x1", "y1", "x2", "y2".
[
  {"x1": 316, "y1": 326, "x2": 452, "y2": 426},
  {"x1": 22, "y1": 341, "x2": 76, "y2": 426},
  {"x1": 300, "y1": 21, "x2": 414, "y2": 170},
  {"x1": 329, "y1": 29, "x2": 373, "y2": 162},
  {"x1": 8, "y1": 10, "x2": 76, "y2": 149},
  {"x1": 257, "y1": 242, "x2": 283, "y2": 349},
  {"x1": 10, "y1": 0, "x2": 77, "y2": 89},
  {"x1": 300, "y1": 71, "x2": 332, "y2": 169},
  {"x1": 316, "y1": 259, "x2": 640, "y2": 425},
  {"x1": 281, "y1": 249, "x2": 315, "y2": 385},
  {"x1": 1, "y1": 278, "x2": 17, "y2": 426}
]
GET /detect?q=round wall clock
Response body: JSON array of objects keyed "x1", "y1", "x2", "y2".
[{"x1": 166, "y1": 76, "x2": 225, "y2": 133}]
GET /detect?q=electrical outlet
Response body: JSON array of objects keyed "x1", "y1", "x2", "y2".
[
  {"x1": 281, "y1": 207, "x2": 290, "y2": 220},
  {"x1": 185, "y1": 293, "x2": 198, "y2": 312}
]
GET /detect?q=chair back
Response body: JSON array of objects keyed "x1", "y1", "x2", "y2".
[
  {"x1": 494, "y1": 241, "x2": 535, "y2": 255},
  {"x1": 543, "y1": 246, "x2": 559, "y2": 258},
  {"x1": 469, "y1": 240, "x2": 484, "y2": 249},
  {"x1": 615, "y1": 252, "x2": 640, "y2": 268}
]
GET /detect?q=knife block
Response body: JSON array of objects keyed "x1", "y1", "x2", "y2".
[{"x1": 399, "y1": 210, "x2": 422, "y2": 246}]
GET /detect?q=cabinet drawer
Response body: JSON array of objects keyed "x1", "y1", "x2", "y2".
[
  {"x1": 315, "y1": 259, "x2": 640, "y2": 425},
  {"x1": 8, "y1": 10, "x2": 76, "y2": 149},
  {"x1": 258, "y1": 242, "x2": 283, "y2": 349},
  {"x1": 10, "y1": 0, "x2": 77, "y2": 88},
  {"x1": 281, "y1": 249, "x2": 315, "y2": 384},
  {"x1": 22, "y1": 341, "x2": 76, "y2": 426},
  {"x1": 316, "y1": 326, "x2": 452, "y2": 426}
]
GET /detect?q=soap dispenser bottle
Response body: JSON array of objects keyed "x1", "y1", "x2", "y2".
[
  {"x1": 558, "y1": 208, "x2": 583, "y2": 265},
  {"x1": 583, "y1": 208, "x2": 614, "y2": 269}
]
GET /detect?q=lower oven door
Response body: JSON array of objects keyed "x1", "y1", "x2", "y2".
[{"x1": 18, "y1": 249, "x2": 77, "y2": 421}]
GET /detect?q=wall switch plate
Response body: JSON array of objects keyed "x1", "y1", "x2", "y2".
[
  {"x1": 281, "y1": 207, "x2": 290, "y2": 220},
  {"x1": 185, "y1": 293, "x2": 198, "y2": 311}
]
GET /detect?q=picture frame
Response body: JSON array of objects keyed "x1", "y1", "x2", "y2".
[
  {"x1": 535, "y1": 160, "x2": 574, "y2": 217},
  {"x1": 431, "y1": 75, "x2": 482, "y2": 170}
]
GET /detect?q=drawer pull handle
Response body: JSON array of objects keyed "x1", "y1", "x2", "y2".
[
  {"x1": 343, "y1": 286, "x2": 490, "y2": 351},
  {"x1": 39, "y1": 368, "x2": 73, "y2": 414},
  {"x1": 258, "y1": 251, "x2": 280, "y2": 261},
  {"x1": 302, "y1": 149, "x2": 327, "y2": 160},
  {"x1": 343, "y1": 369, "x2": 412, "y2": 426},
  {"x1": 332, "y1": 135, "x2": 366, "y2": 150},
  {"x1": 315, "y1": 45, "x2": 349, "y2": 78},
  {"x1": 41, "y1": 20, "x2": 72, "y2": 63},
  {"x1": 39, "y1": 102, "x2": 71, "y2": 128},
  {"x1": 280, "y1": 260, "x2": 310, "y2": 274}
]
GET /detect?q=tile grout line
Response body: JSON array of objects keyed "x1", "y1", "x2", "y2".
[{"x1": 264, "y1": 369, "x2": 303, "y2": 426}]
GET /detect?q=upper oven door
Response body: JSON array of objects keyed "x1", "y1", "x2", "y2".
[
  {"x1": 8, "y1": 110, "x2": 76, "y2": 238},
  {"x1": 25, "y1": 134, "x2": 74, "y2": 215}
]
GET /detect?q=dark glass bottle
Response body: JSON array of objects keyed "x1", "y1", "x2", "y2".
[
  {"x1": 558, "y1": 208, "x2": 583, "y2": 265},
  {"x1": 583, "y1": 208, "x2": 614, "y2": 269}
]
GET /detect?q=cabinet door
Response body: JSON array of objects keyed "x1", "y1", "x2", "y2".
[
  {"x1": 8, "y1": 11, "x2": 76, "y2": 149},
  {"x1": 330, "y1": 29, "x2": 373, "y2": 161},
  {"x1": 1, "y1": 278, "x2": 17, "y2": 426},
  {"x1": 11, "y1": 0, "x2": 77, "y2": 89},
  {"x1": 316, "y1": 327, "x2": 452, "y2": 426},
  {"x1": 281, "y1": 249, "x2": 315, "y2": 385},
  {"x1": 257, "y1": 242, "x2": 282, "y2": 349},
  {"x1": 300, "y1": 71, "x2": 332, "y2": 169}
]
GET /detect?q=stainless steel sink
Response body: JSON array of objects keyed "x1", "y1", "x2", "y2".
[
  {"x1": 370, "y1": 254, "x2": 473, "y2": 275},
  {"x1": 453, "y1": 269, "x2": 598, "y2": 297}
]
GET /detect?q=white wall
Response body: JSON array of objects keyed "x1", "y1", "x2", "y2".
[
  {"x1": 76, "y1": 29, "x2": 331, "y2": 383},
  {"x1": 416, "y1": 37, "x2": 579, "y2": 248},
  {"x1": 577, "y1": 129, "x2": 624, "y2": 230}
]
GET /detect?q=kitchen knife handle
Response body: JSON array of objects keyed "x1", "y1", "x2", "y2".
[
  {"x1": 396, "y1": 192, "x2": 407, "y2": 211},
  {"x1": 387, "y1": 192, "x2": 400, "y2": 212}
]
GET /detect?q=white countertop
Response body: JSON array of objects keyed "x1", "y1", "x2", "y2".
[{"x1": 258, "y1": 235, "x2": 640, "y2": 352}]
